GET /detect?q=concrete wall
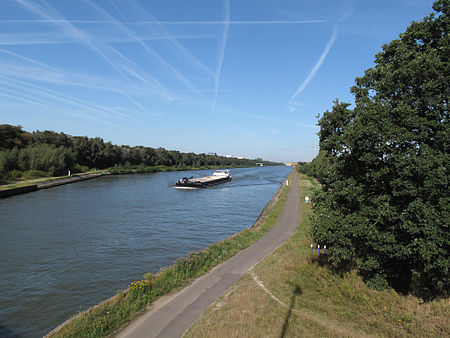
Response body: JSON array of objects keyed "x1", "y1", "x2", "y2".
[{"x1": 0, "y1": 185, "x2": 38, "y2": 198}]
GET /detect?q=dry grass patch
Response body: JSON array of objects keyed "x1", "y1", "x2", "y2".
[{"x1": 185, "y1": 274, "x2": 327, "y2": 338}]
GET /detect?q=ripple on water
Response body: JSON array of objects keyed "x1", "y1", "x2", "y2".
[{"x1": 0, "y1": 166, "x2": 291, "y2": 337}]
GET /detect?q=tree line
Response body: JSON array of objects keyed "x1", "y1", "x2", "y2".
[
  {"x1": 299, "y1": 0, "x2": 448, "y2": 299},
  {"x1": 0, "y1": 125, "x2": 282, "y2": 183}
]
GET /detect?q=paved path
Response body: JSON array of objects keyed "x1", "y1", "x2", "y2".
[{"x1": 116, "y1": 171, "x2": 300, "y2": 338}]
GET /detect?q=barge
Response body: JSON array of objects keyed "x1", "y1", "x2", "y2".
[{"x1": 176, "y1": 170, "x2": 232, "y2": 188}]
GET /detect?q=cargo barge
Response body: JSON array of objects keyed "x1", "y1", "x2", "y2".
[{"x1": 176, "y1": 170, "x2": 232, "y2": 188}]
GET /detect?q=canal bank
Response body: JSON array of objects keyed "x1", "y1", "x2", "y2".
[
  {"x1": 116, "y1": 170, "x2": 299, "y2": 338},
  {"x1": 1, "y1": 166, "x2": 291, "y2": 337},
  {"x1": 45, "y1": 169, "x2": 294, "y2": 337},
  {"x1": 0, "y1": 165, "x2": 267, "y2": 199},
  {"x1": 0, "y1": 172, "x2": 106, "y2": 198}
]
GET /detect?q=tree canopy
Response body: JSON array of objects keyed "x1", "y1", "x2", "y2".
[
  {"x1": 0, "y1": 125, "x2": 282, "y2": 182},
  {"x1": 310, "y1": 0, "x2": 448, "y2": 298}
]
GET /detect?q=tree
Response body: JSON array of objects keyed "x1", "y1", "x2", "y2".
[
  {"x1": 311, "y1": 0, "x2": 449, "y2": 298},
  {"x1": 0, "y1": 125, "x2": 28, "y2": 150},
  {"x1": 297, "y1": 149, "x2": 335, "y2": 180},
  {"x1": 31, "y1": 130, "x2": 72, "y2": 148}
]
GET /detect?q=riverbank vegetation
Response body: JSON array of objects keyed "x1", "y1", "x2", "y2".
[
  {"x1": 47, "y1": 171, "x2": 293, "y2": 337},
  {"x1": 0, "y1": 125, "x2": 282, "y2": 184},
  {"x1": 298, "y1": 0, "x2": 448, "y2": 299},
  {"x1": 185, "y1": 174, "x2": 449, "y2": 337}
]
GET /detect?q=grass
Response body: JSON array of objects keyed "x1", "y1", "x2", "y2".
[
  {"x1": 0, "y1": 170, "x2": 105, "y2": 190},
  {"x1": 47, "y1": 171, "x2": 294, "y2": 337},
  {"x1": 185, "y1": 173, "x2": 449, "y2": 337}
]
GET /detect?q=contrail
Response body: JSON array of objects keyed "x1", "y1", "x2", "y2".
[
  {"x1": 124, "y1": 0, "x2": 216, "y2": 78},
  {"x1": 158, "y1": 19, "x2": 327, "y2": 25},
  {"x1": 0, "y1": 55, "x2": 172, "y2": 111},
  {"x1": 0, "y1": 47, "x2": 61, "y2": 72},
  {"x1": 213, "y1": 0, "x2": 230, "y2": 112},
  {"x1": 219, "y1": 106, "x2": 316, "y2": 128},
  {"x1": 14, "y1": 0, "x2": 167, "y2": 113},
  {"x1": 110, "y1": 0, "x2": 127, "y2": 22},
  {"x1": 0, "y1": 81, "x2": 127, "y2": 128},
  {"x1": 0, "y1": 74, "x2": 134, "y2": 120},
  {"x1": 290, "y1": 26, "x2": 338, "y2": 101},
  {"x1": 84, "y1": 0, "x2": 207, "y2": 100},
  {"x1": 0, "y1": 19, "x2": 327, "y2": 25},
  {"x1": 0, "y1": 32, "x2": 211, "y2": 45}
]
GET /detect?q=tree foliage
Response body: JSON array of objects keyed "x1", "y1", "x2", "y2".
[
  {"x1": 0, "y1": 125, "x2": 282, "y2": 182},
  {"x1": 311, "y1": 1, "x2": 449, "y2": 298}
]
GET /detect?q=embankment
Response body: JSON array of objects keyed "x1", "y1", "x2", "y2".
[
  {"x1": 36, "y1": 173, "x2": 105, "y2": 189},
  {"x1": 185, "y1": 174, "x2": 449, "y2": 337},
  {"x1": 45, "y1": 170, "x2": 293, "y2": 337},
  {"x1": 0, "y1": 184, "x2": 38, "y2": 198},
  {"x1": 0, "y1": 173, "x2": 106, "y2": 199}
]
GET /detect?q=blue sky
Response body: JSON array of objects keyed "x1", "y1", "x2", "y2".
[{"x1": 0, "y1": 0, "x2": 435, "y2": 163}]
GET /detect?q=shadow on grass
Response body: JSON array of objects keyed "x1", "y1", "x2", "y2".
[
  {"x1": 280, "y1": 285, "x2": 303, "y2": 338},
  {"x1": 309, "y1": 253, "x2": 356, "y2": 277}
]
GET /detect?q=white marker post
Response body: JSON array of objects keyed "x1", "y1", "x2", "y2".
[
  {"x1": 318, "y1": 244, "x2": 320, "y2": 254},
  {"x1": 310, "y1": 243, "x2": 313, "y2": 254},
  {"x1": 324, "y1": 245, "x2": 326, "y2": 253},
  {"x1": 305, "y1": 196, "x2": 309, "y2": 204}
]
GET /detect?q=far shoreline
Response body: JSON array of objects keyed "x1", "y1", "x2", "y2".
[{"x1": 0, "y1": 164, "x2": 287, "y2": 199}]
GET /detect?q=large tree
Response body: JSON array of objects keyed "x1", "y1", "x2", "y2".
[{"x1": 311, "y1": 0, "x2": 449, "y2": 298}]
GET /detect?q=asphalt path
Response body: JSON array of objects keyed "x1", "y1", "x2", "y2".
[{"x1": 116, "y1": 171, "x2": 300, "y2": 338}]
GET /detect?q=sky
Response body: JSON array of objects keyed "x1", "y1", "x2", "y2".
[{"x1": 0, "y1": 0, "x2": 436, "y2": 163}]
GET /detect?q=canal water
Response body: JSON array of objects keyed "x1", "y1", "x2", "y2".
[{"x1": 0, "y1": 166, "x2": 291, "y2": 337}]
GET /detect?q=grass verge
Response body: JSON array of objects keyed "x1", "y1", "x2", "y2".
[
  {"x1": 185, "y1": 173, "x2": 449, "y2": 337},
  {"x1": 0, "y1": 170, "x2": 105, "y2": 191},
  {"x1": 46, "y1": 171, "x2": 294, "y2": 337}
]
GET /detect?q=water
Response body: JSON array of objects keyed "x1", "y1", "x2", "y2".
[{"x1": 0, "y1": 166, "x2": 291, "y2": 337}]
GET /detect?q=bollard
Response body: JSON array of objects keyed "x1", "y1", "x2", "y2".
[
  {"x1": 318, "y1": 244, "x2": 320, "y2": 254},
  {"x1": 324, "y1": 245, "x2": 326, "y2": 253},
  {"x1": 305, "y1": 196, "x2": 309, "y2": 204},
  {"x1": 310, "y1": 243, "x2": 313, "y2": 254}
]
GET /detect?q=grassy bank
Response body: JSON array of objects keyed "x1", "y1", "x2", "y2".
[
  {"x1": 0, "y1": 170, "x2": 105, "y2": 191},
  {"x1": 185, "y1": 174, "x2": 449, "y2": 337},
  {"x1": 47, "y1": 171, "x2": 294, "y2": 337}
]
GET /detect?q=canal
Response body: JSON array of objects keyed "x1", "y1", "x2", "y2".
[{"x1": 0, "y1": 166, "x2": 291, "y2": 337}]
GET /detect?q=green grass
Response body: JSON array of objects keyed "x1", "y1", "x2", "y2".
[
  {"x1": 0, "y1": 170, "x2": 105, "y2": 190},
  {"x1": 185, "y1": 173, "x2": 449, "y2": 337},
  {"x1": 47, "y1": 171, "x2": 294, "y2": 337}
]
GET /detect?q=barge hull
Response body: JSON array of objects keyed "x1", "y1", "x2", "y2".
[{"x1": 176, "y1": 176, "x2": 232, "y2": 188}]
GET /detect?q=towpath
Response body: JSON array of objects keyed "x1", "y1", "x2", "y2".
[{"x1": 116, "y1": 170, "x2": 300, "y2": 338}]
